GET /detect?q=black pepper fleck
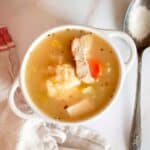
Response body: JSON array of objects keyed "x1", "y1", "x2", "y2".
[
  {"x1": 100, "y1": 83, "x2": 104, "y2": 86},
  {"x1": 51, "y1": 33, "x2": 55, "y2": 37},
  {"x1": 70, "y1": 39, "x2": 73, "y2": 46},
  {"x1": 88, "y1": 32, "x2": 92, "y2": 34},
  {"x1": 69, "y1": 95, "x2": 73, "y2": 99},
  {"x1": 100, "y1": 48, "x2": 104, "y2": 51},
  {"x1": 110, "y1": 94, "x2": 113, "y2": 98},
  {"x1": 61, "y1": 50, "x2": 64, "y2": 54},
  {"x1": 79, "y1": 30, "x2": 84, "y2": 34},
  {"x1": 64, "y1": 105, "x2": 68, "y2": 109},
  {"x1": 105, "y1": 81, "x2": 109, "y2": 86},
  {"x1": 66, "y1": 28, "x2": 70, "y2": 31}
]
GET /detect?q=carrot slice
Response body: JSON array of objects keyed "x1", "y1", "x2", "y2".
[{"x1": 88, "y1": 58, "x2": 101, "y2": 79}]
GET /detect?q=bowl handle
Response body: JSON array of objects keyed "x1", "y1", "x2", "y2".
[
  {"x1": 108, "y1": 31, "x2": 137, "y2": 72},
  {"x1": 9, "y1": 78, "x2": 33, "y2": 119},
  {"x1": 93, "y1": 28, "x2": 137, "y2": 73}
]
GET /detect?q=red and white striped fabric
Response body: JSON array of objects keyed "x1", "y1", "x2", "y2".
[
  {"x1": 0, "y1": 26, "x2": 19, "y2": 101},
  {"x1": 0, "y1": 25, "x2": 15, "y2": 51}
]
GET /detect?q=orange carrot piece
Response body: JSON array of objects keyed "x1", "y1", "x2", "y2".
[{"x1": 88, "y1": 58, "x2": 101, "y2": 79}]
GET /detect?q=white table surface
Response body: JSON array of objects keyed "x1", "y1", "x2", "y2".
[{"x1": 1, "y1": 0, "x2": 149, "y2": 150}]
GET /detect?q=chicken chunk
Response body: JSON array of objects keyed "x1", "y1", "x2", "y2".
[{"x1": 71, "y1": 34, "x2": 95, "y2": 84}]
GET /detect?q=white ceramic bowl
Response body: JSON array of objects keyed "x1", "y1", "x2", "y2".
[{"x1": 9, "y1": 25, "x2": 137, "y2": 125}]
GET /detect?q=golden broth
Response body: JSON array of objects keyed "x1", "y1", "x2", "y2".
[{"x1": 25, "y1": 29, "x2": 120, "y2": 122}]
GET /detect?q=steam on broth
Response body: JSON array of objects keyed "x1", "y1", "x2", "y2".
[{"x1": 25, "y1": 29, "x2": 120, "y2": 122}]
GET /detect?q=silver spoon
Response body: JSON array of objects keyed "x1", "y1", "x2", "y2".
[{"x1": 123, "y1": 0, "x2": 150, "y2": 150}]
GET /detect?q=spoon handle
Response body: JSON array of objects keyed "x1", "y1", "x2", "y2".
[{"x1": 129, "y1": 56, "x2": 142, "y2": 150}]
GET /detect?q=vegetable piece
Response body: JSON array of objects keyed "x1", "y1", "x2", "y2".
[
  {"x1": 82, "y1": 86, "x2": 94, "y2": 95},
  {"x1": 66, "y1": 99, "x2": 95, "y2": 117},
  {"x1": 88, "y1": 58, "x2": 101, "y2": 79}
]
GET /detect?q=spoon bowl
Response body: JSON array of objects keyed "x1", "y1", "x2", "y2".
[{"x1": 123, "y1": 0, "x2": 150, "y2": 51}]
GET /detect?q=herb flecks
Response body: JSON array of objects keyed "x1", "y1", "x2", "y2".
[{"x1": 54, "y1": 116, "x2": 61, "y2": 120}]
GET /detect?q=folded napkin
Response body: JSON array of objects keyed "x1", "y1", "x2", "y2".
[{"x1": 16, "y1": 118, "x2": 110, "y2": 150}]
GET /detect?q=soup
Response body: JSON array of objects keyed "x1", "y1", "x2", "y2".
[{"x1": 25, "y1": 29, "x2": 120, "y2": 122}]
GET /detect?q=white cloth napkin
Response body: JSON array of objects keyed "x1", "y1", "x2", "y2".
[{"x1": 16, "y1": 118, "x2": 110, "y2": 150}]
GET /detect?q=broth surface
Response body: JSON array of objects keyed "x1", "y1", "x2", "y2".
[{"x1": 25, "y1": 29, "x2": 120, "y2": 122}]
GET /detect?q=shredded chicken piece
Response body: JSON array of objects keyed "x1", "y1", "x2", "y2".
[{"x1": 71, "y1": 34, "x2": 95, "y2": 84}]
